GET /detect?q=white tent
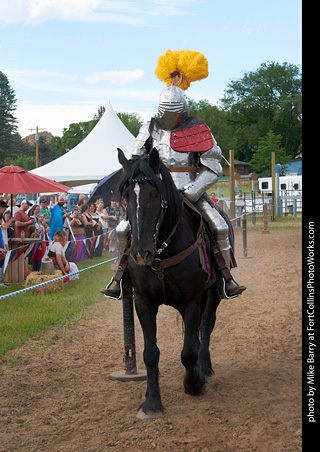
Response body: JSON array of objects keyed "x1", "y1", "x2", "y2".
[{"x1": 30, "y1": 103, "x2": 135, "y2": 186}]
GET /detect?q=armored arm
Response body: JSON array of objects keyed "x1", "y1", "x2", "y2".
[
  {"x1": 132, "y1": 122, "x2": 151, "y2": 156},
  {"x1": 183, "y1": 141, "x2": 223, "y2": 203}
]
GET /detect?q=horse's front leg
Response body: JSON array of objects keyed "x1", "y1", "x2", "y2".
[
  {"x1": 181, "y1": 301, "x2": 206, "y2": 395},
  {"x1": 198, "y1": 285, "x2": 221, "y2": 382},
  {"x1": 134, "y1": 296, "x2": 164, "y2": 419}
]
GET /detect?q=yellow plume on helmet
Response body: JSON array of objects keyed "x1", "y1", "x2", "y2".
[{"x1": 155, "y1": 50, "x2": 209, "y2": 91}]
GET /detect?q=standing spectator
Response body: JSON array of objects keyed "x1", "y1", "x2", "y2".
[
  {"x1": 235, "y1": 190, "x2": 245, "y2": 225},
  {"x1": 0, "y1": 218, "x2": 8, "y2": 287},
  {"x1": 77, "y1": 194, "x2": 88, "y2": 209},
  {"x1": 27, "y1": 225, "x2": 42, "y2": 272},
  {"x1": 105, "y1": 198, "x2": 121, "y2": 253},
  {"x1": 0, "y1": 200, "x2": 12, "y2": 287},
  {"x1": 49, "y1": 195, "x2": 71, "y2": 241},
  {"x1": 96, "y1": 202, "x2": 109, "y2": 235},
  {"x1": 39, "y1": 196, "x2": 51, "y2": 225},
  {"x1": 81, "y1": 203, "x2": 95, "y2": 239},
  {"x1": 0, "y1": 207, "x2": 15, "y2": 247},
  {"x1": 69, "y1": 207, "x2": 89, "y2": 263},
  {"x1": 210, "y1": 191, "x2": 218, "y2": 204},
  {"x1": 29, "y1": 204, "x2": 40, "y2": 219},
  {"x1": 14, "y1": 200, "x2": 33, "y2": 238},
  {"x1": 14, "y1": 200, "x2": 33, "y2": 279},
  {"x1": 105, "y1": 198, "x2": 121, "y2": 230},
  {"x1": 7, "y1": 197, "x2": 19, "y2": 217}
]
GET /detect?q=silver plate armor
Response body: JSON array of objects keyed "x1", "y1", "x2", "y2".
[{"x1": 132, "y1": 119, "x2": 230, "y2": 264}]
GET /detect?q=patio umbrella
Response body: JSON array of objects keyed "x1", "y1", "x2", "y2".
[{"x1": 0, "y1": 165, "x2": 72, "y2": 214}]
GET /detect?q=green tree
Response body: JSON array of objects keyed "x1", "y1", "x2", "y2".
[
  {"x1": 221, "y1": 62, "x2": 302, "y2": 162},
  {"x1": 187, "y1": 99, "x2": 235, "y2": 162},
  {"x1": 0, "y1": 71, "x2": 20, "y2": 166},
  {"x1": 117, "y1": 111, "x2": 143, "y2": 137},
  {"x1": 250, "y1": 131, "x2": 290, "y2": 176},
  {"x1": 51, "y1": 121, "x2": 96, "y2": 156},
  {"x1": 4, "y1": 154, "x2": 36, "y2": 170}
]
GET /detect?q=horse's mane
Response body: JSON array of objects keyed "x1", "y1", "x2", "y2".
[{"x1": 117, "y1": 155, "x2": 184, "y2": 226}]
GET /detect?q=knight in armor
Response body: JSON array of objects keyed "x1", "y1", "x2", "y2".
[{"x1": 100, "y1": 50, "x2": 246, "y2": 299}]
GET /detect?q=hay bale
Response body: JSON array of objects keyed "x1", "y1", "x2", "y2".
[{"x1": 25, "y1": 270, "x2": 64, "y2": 293}]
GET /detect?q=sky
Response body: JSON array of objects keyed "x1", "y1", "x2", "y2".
[{"x1": 0, "y1": 0, "x2": 302, "y2": 138}]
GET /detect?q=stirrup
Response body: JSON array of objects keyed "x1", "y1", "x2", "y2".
[
  {"x1": 102, "y1": 277, "x2": 123, "y2": 300},
  {"x1": 219, "y1": 276, "x2": 243, "y2": 300}
]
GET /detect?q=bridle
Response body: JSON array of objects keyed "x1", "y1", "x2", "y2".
[
  {"x1": 126, "y1": 173, "x2": 206, "y2": 305},
  {"x1": 127, "y1": 174, "x2": 178, "y2": 256}
]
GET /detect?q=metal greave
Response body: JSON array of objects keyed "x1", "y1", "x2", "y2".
[{"x1": 194, "y1": 196, "x2": 231, "y2": 269}]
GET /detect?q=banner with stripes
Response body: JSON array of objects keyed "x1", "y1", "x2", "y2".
[{"x1": 2, "y1": 230, "x2": 114, "y2": 274}]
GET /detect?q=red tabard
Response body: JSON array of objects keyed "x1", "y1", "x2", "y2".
[{"x1": 170, "y1": 123, "x2": 214, "y2": 153}]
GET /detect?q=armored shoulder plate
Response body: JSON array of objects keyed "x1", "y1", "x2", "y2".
[{"x1": 170, "y1": 117, "x2": 214, "y2": 153}]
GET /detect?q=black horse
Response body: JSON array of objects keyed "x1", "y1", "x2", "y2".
[{"x1": 117, "y1": 148, "x2": 222, "y2": 419}]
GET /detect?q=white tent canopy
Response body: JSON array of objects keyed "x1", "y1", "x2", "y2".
[{"x1": 30, "y1": 103, "x2": 135, "y2": 187}]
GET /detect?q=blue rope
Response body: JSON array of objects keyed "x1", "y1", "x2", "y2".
[{"x1": 0, "y1": 257, "x2": 117, "y2": 301}]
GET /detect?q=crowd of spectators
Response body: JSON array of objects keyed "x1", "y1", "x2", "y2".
[{"x1": 0, "y1": 193, "x2": 123, "y2": 286}]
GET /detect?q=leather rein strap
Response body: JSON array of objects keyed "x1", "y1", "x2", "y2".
[{"x1": 150, "y1": 197, "x2": 206, "y2": 305}]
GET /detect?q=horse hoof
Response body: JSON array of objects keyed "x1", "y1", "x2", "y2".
[
  {"x1": 136, "y1": 409, "x2": 164, "y2": 420},
  {"x1": 204, "y1": 372, "x2": 214, "y2": 383}
]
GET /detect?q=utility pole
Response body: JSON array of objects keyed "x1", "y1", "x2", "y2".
[{"x1": 28, "y1": 126, "x2": 46, "y2": 168}]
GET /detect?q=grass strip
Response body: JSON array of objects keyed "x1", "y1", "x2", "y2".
[{"x1": 0, "y1": 251, "x2": 115, "y2": 358}]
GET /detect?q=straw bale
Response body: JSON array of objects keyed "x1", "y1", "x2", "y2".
[{"x1": 25, "y1": 270, "x2": 64, "y2": 293}]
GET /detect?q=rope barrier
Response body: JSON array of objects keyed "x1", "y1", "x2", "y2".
[{"x1": 0, "y1": 257, "x2": 117, "y2": 301}]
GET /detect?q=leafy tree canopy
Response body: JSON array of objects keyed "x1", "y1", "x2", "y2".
[
  {"x1": 250, "y1": 131, "x2": 291, "y2": 176},
  {"x1": 0, "y1": 71, "x2": 20, "y2": 165},
  {"x1": 221, "y1": 61, "x2": 302, "y2": 164}
]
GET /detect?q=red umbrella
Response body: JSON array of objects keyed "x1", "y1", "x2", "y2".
[
  {"x1": 0, "y1": 165, "x2": 72, "y2": 194},
  {"x1": 0, "y1": 166, "x2": 72, "y2": 216}
]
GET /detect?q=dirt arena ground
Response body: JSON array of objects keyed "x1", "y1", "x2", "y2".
[{"x1": 0, "y1": 227, "x2": 302, "y2": 452}]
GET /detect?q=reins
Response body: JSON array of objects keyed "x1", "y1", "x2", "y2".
[{"x1": 126, "y1": 172, "x2": 205, "y2": 305}]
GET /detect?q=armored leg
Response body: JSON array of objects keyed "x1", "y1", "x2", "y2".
[{"x1": 194, "y1": 196, "x2": 246, "y2": 298}]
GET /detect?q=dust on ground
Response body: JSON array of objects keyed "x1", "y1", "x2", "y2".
[{"x1": 0, "y1": 228, "x2": 302, "y2": 452}]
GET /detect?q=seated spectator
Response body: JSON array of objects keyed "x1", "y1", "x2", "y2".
[{"x1": 47, "y1": 230, "x2": 79, "y2": 282}]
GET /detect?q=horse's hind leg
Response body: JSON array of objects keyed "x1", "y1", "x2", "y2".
[
  {"x1": 198, "y1": 286, "x2": 221, "y2": 382},
  {"x1": 134, "y1": 297, "x2": 164, "y2": 419},
  {"x1": 181, "y1": 302, "x2": 206, "y2": 396}
]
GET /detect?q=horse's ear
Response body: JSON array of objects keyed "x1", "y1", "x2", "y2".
[
  {"x1": 150, "y1": 147, "x2": 160, "y2": 172},
  {"x1": 118, "y1": 148, "x2": 129, "y2": 170}
]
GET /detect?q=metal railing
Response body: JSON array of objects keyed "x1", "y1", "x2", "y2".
[{"x1": 217, "y1": 189, "x2": 302, "y2": 222}]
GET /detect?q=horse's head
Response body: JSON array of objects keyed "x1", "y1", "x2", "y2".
[{"x1": 117, "y1": 148, "x2": 182, "y2": 266}]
